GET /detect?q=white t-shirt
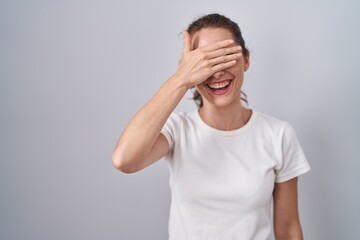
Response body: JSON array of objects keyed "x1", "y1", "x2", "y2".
[{"x1": 160, "y1": 109, "x2": 311, "y2": 240}]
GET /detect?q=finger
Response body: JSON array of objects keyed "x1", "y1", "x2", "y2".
[
  {"x1": 206, "y1": 45, "x2": 242, "y2": 59},
  {"x1": 211, "y1": 60, "x2": 237, "y2": 72},
  {"x1": 208, "y1": 52, "x2": 242, "y2": 66},
  {"x1": 182, "y1": 31, "x2": 191, "y2": 53},
  {"x1": 202, "y1": 39, "x2": 235, "y2": 52}
]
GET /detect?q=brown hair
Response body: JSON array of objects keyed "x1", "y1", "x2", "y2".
[{"x1": 186, "y1": 13, "x2": 249, "y2": 107}]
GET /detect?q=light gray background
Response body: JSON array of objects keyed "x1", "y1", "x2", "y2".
[{"x1": 1, "y1": 0, "x2": 359, "y2": 239}]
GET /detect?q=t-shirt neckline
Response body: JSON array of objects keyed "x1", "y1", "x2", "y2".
[{"x1": 194, "y1": 108, "x2": 257, "y2": 136}]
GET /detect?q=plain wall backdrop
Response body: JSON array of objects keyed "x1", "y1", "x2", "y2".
[{"x1": 1, "y1": 0, "x2": 359, "y2": 239}]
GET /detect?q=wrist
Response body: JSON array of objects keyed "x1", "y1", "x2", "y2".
[{"x1": 167, "y1": 73, "x2": 190, "y2": 92}]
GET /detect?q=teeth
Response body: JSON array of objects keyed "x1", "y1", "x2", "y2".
[{"x1": 207, "y1": 80, "x2": 231, "y2": 89}]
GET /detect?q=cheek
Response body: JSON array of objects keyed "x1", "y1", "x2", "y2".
[
  {"x1": 225, "y1": 59, "x2": 243, "y2": 74},
  {"x1": 195, "y1": 84, "x2": 205, "y2": 93},
  {"x1": 234, "y1": 56, "x2": 247, "y2": 70},
  {"x1": 231, "y1": 59, "x2": 247, "y2": 75},
  {"x1": 195, "y1": 84, "x2": 210, "y2": 98},
  {"x1": 234, "y1": 61, "x2": 245, "y2": 71}
]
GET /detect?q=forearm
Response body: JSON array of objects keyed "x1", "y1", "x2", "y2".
[{"x1": 112, "y1": 74, "x2": 187, "y2": 167}]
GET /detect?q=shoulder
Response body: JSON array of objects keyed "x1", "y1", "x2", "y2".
[
  {"x1": 163, "y1": 110, "x2": 198, "y2": 132},
  {"x1": 167, "y1": 109, "x2": 197, "y2": 124},
  {"x1": 253, "y1": 110, "x2": 288, "y2": 135},
  {"x1": 254, "y1": 110, "x2": 303, "y2": 146}
]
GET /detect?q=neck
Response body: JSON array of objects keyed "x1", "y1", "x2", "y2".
[{"x1": 198, "y1": 101, "x2": 251, "y2": 131}]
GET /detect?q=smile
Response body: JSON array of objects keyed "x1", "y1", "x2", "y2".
[{"x1": 205, "y1": 80, "x2": 233, "y2": 95}]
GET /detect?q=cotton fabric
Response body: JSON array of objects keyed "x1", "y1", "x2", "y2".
[{"x1": 161, "y1": 109, "x2": 311, "y2": 240}]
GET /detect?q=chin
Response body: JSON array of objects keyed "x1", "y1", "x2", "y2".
[
  {"x1": 206, "y1": 98, "x2": 237, "y2": 109},
  {"x1": 197, "y1": 87, "x2": 241, "y2": 109}
]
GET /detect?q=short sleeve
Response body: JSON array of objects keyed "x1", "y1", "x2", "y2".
[
  {"x1": 275, "y1": 122, "x2": 311, "y2": 183},
  {"x1": 160, "y1": 112, "x2": 180, "y2": 154}
]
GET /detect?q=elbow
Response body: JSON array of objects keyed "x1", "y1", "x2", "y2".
[{"x1": 111, "y1": 149, "x2": 139, "y2": 174}]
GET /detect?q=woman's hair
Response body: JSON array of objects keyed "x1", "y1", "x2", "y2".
[{"x1": 186, "y1": 13, "x2": 250, "y2": 107}]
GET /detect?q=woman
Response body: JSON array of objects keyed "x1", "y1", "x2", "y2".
[{"x1": 112, "y1": 13, "x2": 311, "y2": 240}]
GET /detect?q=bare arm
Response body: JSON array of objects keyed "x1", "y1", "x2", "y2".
[
  {"x1": 273, "y1": 177, "x2": 304, "y2": 240},
  {"x1": 112, "y1": 76, "x2": 187, "y2": 173},
  {"x1": 112, "y1": 32, "x2": 242, "y2": 173}
]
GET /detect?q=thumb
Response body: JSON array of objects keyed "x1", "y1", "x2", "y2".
[{"x1": 182, "y1": 31, "x2": 191, "y2": 53}]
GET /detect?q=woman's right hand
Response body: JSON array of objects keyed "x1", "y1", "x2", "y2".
[{"x1": 175, "y1": 31, "x2": 243, "y2": 89}]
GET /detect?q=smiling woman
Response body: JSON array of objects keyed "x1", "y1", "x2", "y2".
[
  {"x1": 189, "y1": 26, "x2": 251, "y2": 128},
  {"x1": 187, "y1": 14, "x2": 250, "y2": 108},
  {"x1": 112, "y1": 13, "x2": 311, "y2": 240}
]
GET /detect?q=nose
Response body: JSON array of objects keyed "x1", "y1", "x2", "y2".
[{"x1": 212, "y1": 71, "x2": 225, "y2": 79}]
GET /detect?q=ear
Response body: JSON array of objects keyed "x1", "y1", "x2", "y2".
[{"x1": 243, "y1": 54, "x2": 250, "y2": 72}]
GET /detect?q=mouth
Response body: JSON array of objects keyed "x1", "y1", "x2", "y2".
[{"x1": 205, "y1": 80, "x2": 233, "y2": 95}]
